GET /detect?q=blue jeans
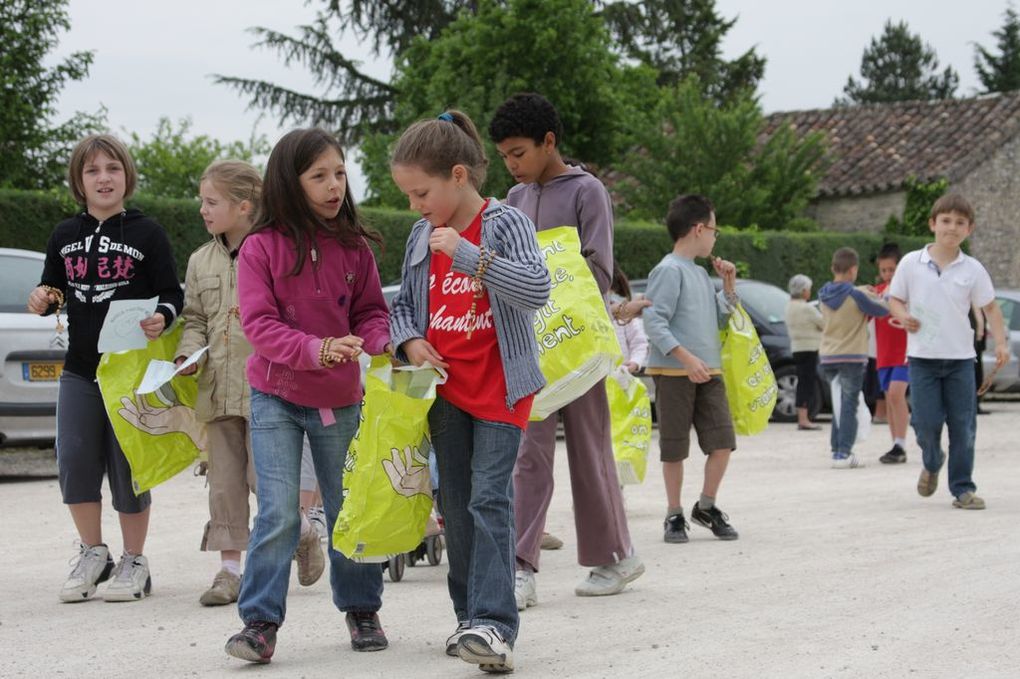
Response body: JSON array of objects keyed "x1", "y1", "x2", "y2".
[
  {"x1": 821, "y1": 362, "x2": 866, "y2": 455},
  {"x1": 238, "y1": 389, "x2": 383, "y2": 626},
  {"x1": 428, "y1": 396, "x2": 521, "y2": 645},
  {"x1": 908, "y1": 358, "x2": 977, "y2": 497}
]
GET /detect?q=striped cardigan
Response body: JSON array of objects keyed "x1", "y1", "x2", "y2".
[{"x1": 389, "y1": 199, "x2": 550, "y2": 409}]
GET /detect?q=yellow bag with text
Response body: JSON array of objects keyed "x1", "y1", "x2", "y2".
[
  {"x1": 96, "y1": 324, "x2": 204, "y2": 494},
  {"x1": 607, "y1": 368, "x2": 653, "y2": 485},
  {"x1": 531, "y1": 227, "x2": 622, "y2": 420},
  {"x1": 719, "y1": 304, "x2": 777, "y2": 435},
  {"x1": 333, "y1": 356, "x2": 440, "y2": 560}
]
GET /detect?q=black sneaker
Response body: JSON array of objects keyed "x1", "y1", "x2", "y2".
[
  {"x1": 664, "y1": 511, "x2": 690, "y2": 543},
  {"x1": 879, "y1": 445, "x2": 907, "y2": 464},
  {"x1": 225, "y1": 620, "x2": 277, "y2": 664},
  {"x1": 690, "y1": 502, "x2": 739, "y2": 541},
  {"x1": 346, "y1": 611, "x2": 389, "y2": 652}
]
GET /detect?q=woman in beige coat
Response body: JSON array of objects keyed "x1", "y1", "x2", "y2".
[{"x1": 785, "y1": 274, "x2": 825, "y2": 430}]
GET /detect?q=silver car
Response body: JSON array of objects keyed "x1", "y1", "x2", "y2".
[
  {"x1": 0, "y1": 248, "x2": 66, "y2": 446},
  {"x1": 982, "y1": 290, "x2": 1020, "y2": 393}
]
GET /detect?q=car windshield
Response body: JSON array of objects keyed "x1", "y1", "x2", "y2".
[
  {"x1": 0, "y1": 254, "x2": 44, "y2": 313},
  {"x1": 737, "y1": 281, "x2": 789, "y2": 324}
]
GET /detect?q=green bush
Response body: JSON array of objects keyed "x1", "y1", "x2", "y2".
[{"x1": 0, "y1": 189, "x2": 930, "y2": 290}]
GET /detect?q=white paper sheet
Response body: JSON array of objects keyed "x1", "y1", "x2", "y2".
[
  {"x1": 135, "y1": 346, "x2": 209, "y2": 394},
  {"x1": 97, "y1": 297, "x2": 158, "y2": 353}
]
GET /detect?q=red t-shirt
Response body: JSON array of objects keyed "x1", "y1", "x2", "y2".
[
  {"x1": 874, "y1": 281, "x2": 907, "y2": 368},
  {"x1": 427, "y1": 202, "x2": 533, "y2": 428}
]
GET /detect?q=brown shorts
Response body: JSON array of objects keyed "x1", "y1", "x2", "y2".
[{"x1": 653, "y1": 375, "x2": 737, "y2": 462}]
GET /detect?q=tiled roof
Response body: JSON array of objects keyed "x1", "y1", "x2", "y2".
[{"x1": 763, "y1": 92, "x2": 1020, "y2": 197}]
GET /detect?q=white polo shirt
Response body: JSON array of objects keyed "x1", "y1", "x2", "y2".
[{"x1": 888, "y1": 245, "x2": 995, "y2": 360}]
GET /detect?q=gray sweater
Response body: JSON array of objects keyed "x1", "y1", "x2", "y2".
[
  {"x1": 642, "y1": 254, "x2": 733, "y2": 371},
  {"x1": 389, "y1": 199, "x2": 550, "y2": 409}
]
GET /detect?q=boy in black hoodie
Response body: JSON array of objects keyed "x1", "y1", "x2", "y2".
[{"x1": 27, "y1": 134, "x2": 183, "y2": 603}]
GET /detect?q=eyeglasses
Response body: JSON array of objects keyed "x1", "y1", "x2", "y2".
[{"x1": 701, "y1": 224, "x2": 718, "y2": 237}]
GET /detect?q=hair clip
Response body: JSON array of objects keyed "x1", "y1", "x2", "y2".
[{"x1": 437, "y1": 112, "x2": 454, "y2": 122}]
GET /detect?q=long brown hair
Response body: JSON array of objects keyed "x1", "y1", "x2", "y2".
[{"x1": 253, "y1": 128, "x2": 381, "y2": 275}]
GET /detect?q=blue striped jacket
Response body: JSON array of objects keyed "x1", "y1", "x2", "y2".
[{"x1": 389, "y1": 199, "x2": 550, "y2": 409}]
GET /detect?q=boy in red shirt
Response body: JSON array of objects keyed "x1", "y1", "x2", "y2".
[{"x1": 874, "y1": 243, "x2": 910, "y2": 463}]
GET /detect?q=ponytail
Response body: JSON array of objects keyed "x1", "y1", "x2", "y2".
[{"x1": 391, "y1": 110, "x2": 489, "y2": 188}]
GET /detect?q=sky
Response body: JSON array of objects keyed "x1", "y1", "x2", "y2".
[{"x1": 53, "y1": 0, "x2": 1011, "y2": 200}]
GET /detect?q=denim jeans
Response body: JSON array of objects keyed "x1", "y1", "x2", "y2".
[
  {"x1": 821, "y1": 362, "x2": 866, "y2": 455},
  {"x1": 428, "y1": 396, "x2": 521, "y2": 645},
  {"x1": 238, "y1": 388, "x2": 383, "y2": 626},
  {"x1": 908, "y1": 358, "x2": 977, "y2": 497}
]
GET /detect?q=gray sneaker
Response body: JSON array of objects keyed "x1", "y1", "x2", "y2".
[
  {"x1": 307, "y1": 506, "x2": 328, "y2": 541},
  {"x1": 59, "y1": 543, "x2": 114, "y2": 603},
  {"x1": 295, "y1": 527, "x2": 325, "y2": 586},
  {"x1": 574, "y1": 554, "x2": 645, "y2": 597},
  {"x1": 952, "y1": 492, "x2": 986, "y2": 510},
  {"x1": 918, "y1": 452, "x2": 947, "y2": 497},
  {"x1": 199, "y1": 568, "x2": 241, "y2": 606},
  {"x1": 104, "y1": 554, "x2": 152, "y2": 602}
]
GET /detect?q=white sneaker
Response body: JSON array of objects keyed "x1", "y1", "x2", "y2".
[
  {"x1": 295, "y1": 527, "x2": 325, "y2": 586},
  {"x1": 514, "y1": 569, "x2": 537, "y2": 611},
  {"x1": 445, "y1": 620, "x2": 469, "y2": 657},
  {"x1": 104, "y1": 553, "x2": 152, "y2": 602},
  {"x1": 457, "y1": 624, "x2": 514, "y2": 673},
  {"x1": 832, "y1": 453, "x2": 865, "y2": 469},
  {"x1": 575, "y1": 554, "x2": 645, "y2": 597},
  {"x1": 307, "y1": 505, "x2": 328, "y2": 541},
  {"x1": 59, "y1": 543, "x2": 114, "y2": 603}
]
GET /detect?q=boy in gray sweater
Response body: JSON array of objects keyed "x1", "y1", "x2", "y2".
[{"x1": 642, "y1": 194, "x2": 740, "y2": 543}]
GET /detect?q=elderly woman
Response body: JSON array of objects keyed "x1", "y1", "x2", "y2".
[{"x1": 785, "y1": 274, "x2": 825, "y2": 430}]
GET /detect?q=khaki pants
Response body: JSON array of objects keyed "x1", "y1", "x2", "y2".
[{"x1": 200, "y1": 416, "x2": 256, "y2": 552}]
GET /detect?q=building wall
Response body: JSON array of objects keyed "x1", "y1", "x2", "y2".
[
  {"x1": 806, "y1": 191, "x2": 906, "y2": 233},
  {"x1": 955, "y1": 134, "x2": 1020, "y2": 288}
]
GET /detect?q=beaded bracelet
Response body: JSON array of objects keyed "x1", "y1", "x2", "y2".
[
  {"x1": 465, "y1": 246, "x2": 497, "y2": 339},
  {"x1": 319, "y1": 337, "x2": 337, "y2": 368},
  {"x1": 41, "y1": 285, "x2": 66, "y2": 333}
]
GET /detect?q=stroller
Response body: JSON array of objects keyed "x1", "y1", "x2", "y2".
[{"x1": 383, "y1": 449, "x2": 444, "y2": 582}]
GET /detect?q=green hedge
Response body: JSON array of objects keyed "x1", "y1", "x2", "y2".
[{"x1": 0, "y1": 189, "x2": 929, "y2": 289}]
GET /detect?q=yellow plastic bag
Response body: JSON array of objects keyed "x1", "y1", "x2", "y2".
[
  {"x1": 96, "y1": 324, "x2": 205, "y2": 494},
  {"x1": 531, "y1": 227, "x2": 622, "y2": 420},
  {"x1": 607, "y1": 368, "x2": 652, "y2": 485},
  {"x1": 719, "y1": 304, "x2": 777, "y2": 435},
  {"x1": 333, "y1": 356, "x2": 440, "y2": 560}
]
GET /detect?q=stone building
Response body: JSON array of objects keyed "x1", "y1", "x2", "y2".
[{"x1": 766, "y1": 93, "x2": 1020, "y2": 287}]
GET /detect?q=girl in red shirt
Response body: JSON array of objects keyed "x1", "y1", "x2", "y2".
[{"x1": 875, "y1": 243, "x2": 910, "y2": 463}]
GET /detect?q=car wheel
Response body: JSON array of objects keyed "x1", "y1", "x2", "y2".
[{"x1": 772, "y1": 365, "x2": 799, "y2": 423}]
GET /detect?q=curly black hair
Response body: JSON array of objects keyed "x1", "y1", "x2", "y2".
[{"x1": 489, "y1": 92, "x2": 564, "y2": 146}]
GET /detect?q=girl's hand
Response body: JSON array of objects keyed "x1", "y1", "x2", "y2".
[
  {"x1": 402, "y1": 338, "x2": 449, "y2": 369},
  {"x1": 140, "y1": 313, "x2": 166, "y2": 340},
  {"x1": 27, "y1": 286, "x2": 56, "y2": 315},
  {"x1": 174, "y1": 355, "x2": 198, "y2": 376},
  {"x1": 900, "y1": 315, "x2": 921, "y2": 333},
  {"x1": 429, "y1": 227, "x2": 461, "y2": 258},
  {"x1": 326, "y1": 335, "x2": 364, "y2": 363},
  {"x1": 624, "y1": 361, "x2": 640, "y2": 374}
]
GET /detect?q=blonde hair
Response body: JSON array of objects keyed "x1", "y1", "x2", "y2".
[
  {"x1": 201, "y1": 159, "x2": 262, "y2": 207},
  {"x1": 67, "y1": 134, "x2": 137, "y2": 206},
  {"x1": 390, "y1": 110, "x2": 489, "y2": 189}
]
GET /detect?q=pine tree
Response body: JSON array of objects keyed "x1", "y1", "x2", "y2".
[
  {"x1": 975, "y1": 5, "x2": 1020, "y2": 93},
  {"x1": 838, "y1": 20, "x2": 959, "y2": 105}
]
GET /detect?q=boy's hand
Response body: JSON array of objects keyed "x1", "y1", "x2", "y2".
[
  {"x1": 899, "y1": 315, "x2": 921, "y2": 333},
  {"x1": 402, "y1": 338, "x2": 449, "y2": 369},
  {"x1": 712, "y1": 257, "x2": 737, "y2": 292},
  {"x1": 140, "y1": 313, "x2": 166, "y2": 340},
  {"x1": 672, "y1": 347, "x2": 711, "y2": 383},
  {"x1": 995, "y1": 342, "x2": 1010, "y2": 369},
  {"x1": 624, "y1": 361, "x2": 640, "y2": 374},
  {"x1": 429, "y1": 227, "x2": 461, "y2": 258},
  {"x1": 174, "y1": 355, "x2": 198, "y2": 376},
  {"x1": 27, "y1": 286, "x2": 57, "y2": 315}
]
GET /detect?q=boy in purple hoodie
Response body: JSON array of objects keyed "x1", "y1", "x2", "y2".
[
  {"x1": 490, "y1": 93, "x2": 643, "y2": 608},
  {"x1": 818, "y1": 247, "x2": 889, "y2": 469}
]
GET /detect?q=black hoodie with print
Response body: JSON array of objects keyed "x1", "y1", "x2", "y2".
[{"x1": 39, "y1": 209, "x2": 184, "y2": 380}]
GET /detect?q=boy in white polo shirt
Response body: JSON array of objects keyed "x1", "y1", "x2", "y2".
[{"x1": 888, "y1": 194, "x2": 1009, "y2": 510}]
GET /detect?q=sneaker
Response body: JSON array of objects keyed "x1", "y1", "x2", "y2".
[
  {"x1": 514, "y1": 570, "x2": 537, "y2": 611},
  {"x1": 199, "y1": 568, "x2": 241, "y2": 606},
  {"x1": 225, "y1": 620, "x2": 277, "y2": 663},
  {"x1": 457, "y1": 624, "x2": 514, "y2": 673},
  {"x1": 879, "y1": 445, "x2": 907, "y2": 464},
  {"x1": 295, "y1": 526, "x2": 325, "y2": 586},
  {"x1": 574, "y1": 554, "x2": 645, "y2": 597},
  {"x1": 307, "y1": 506, "x2": 328, "y2": 541},
  {"x1": 59, "y1": 543, "x2": 114, "y2": 603},
  {"x1": 832, "y1": 453, "x2": 865, "y2": 469},
  {"x1": 663, "y1": 511, "x2": 690, "y2": 543},
  {"x1": 104, "y1": 553, "x2": 152, "y2": 602},
  {"x1": 346, "y1": 611, "x2": 388, "y2": 651},
  {"x1": 690, "y1": 502, "x2": 739, "y2": 540},
  {"x1": 540, "y1": 532, "x2": 563, "y2": 550},
  {"x1": 446, "y1": 620, "x2": 469, "y2": 657},
  {"x1": 917, "y1": 452, "x2": 946, "y2": 497},
  {"x1": 952, "y1": 492, "x2": 986, "y2": 510}
]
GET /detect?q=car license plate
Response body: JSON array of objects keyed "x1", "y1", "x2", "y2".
[{"x1": 23, "y1": 362, "x2": 64, "y2": 382}]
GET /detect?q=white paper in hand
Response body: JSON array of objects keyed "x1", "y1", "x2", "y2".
[
  {"x1": 97, "y1": 297, "x2": 158, "y2": 353},
  {"x1": 135, "y1": 346, "x2": 209, "y2": 394}
]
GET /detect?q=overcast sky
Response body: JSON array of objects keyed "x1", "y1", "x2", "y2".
[{"x1": 54, "y1": 0, "x2": 1010, "y2": 199}]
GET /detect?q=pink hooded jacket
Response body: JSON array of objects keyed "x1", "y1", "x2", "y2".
[{"x1": 238, "y1": 225, "x2": 390, "y2": 409}]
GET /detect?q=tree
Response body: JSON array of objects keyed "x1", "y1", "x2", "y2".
[
  {"x1": 619, "y1": 78, "x2": 827, "y2": 231},
  {"x1": 129, "y1": 118, "x2": 270, "y2": 199},
  {"x1": 599, "y1": 0, "x2": 765, "y2": 101},
  {"x1": 838, "y1": 20, "x2": 959, "y2": 105},
  {"x1": 975, "y1": 5, "x2": 1020, "y2": 93},
  {"x1": 0, "y1": 0, "x2": 105, "y2": 189}
]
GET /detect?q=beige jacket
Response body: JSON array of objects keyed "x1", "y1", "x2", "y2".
[
  {"x1": 176, "y1": 236, "x2": 252, "y2": 422},
  {"x1": 785, "y1": 299, "x2": 824, "y2": 353}
]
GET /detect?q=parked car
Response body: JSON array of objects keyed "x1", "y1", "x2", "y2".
[
  {"x1": 0, "y1": 249, "x2": 66, "y2": 446},
  {"x1": 981, "y1": 289, "x2": 1020, "y2": 393}
]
